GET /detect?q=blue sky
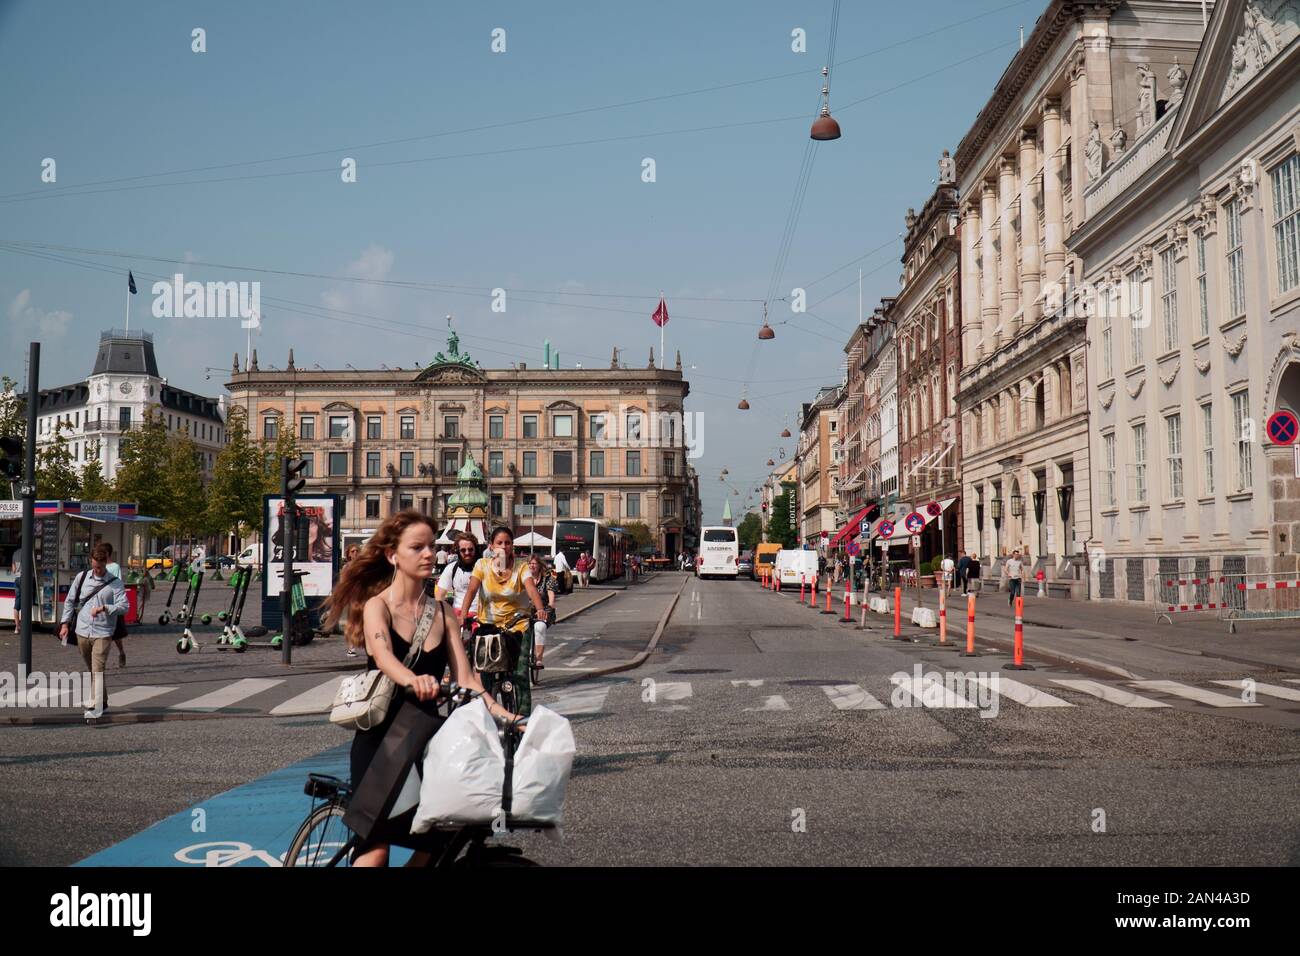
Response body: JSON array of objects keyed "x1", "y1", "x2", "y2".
[{"x1": 0, "y1": 0, "x2": 1042, "y2": 524}]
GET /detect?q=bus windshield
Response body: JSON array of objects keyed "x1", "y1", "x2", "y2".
[
  {"x1": 555, "y1": 520, "x2": 595, "y2": 566},
  {"x1": 703, "y1": 529, "x2": 736, "y2": 542}
]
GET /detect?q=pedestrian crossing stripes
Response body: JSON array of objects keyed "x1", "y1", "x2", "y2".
[{"x1": 4, "y1": 671, "x2": 1298, "y2": 720}]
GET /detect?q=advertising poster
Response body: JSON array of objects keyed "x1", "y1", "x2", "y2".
[{"x1": 262, "y1": 496, "x2": 339, "y2": 598}]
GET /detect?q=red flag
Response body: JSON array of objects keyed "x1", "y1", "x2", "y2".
[{"x1": 651, "y1": 297, "x2": 669, "y2": 328}]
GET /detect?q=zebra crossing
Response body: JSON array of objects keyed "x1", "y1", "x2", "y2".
[
  {"x1": 5, "y1": 670, "x2": 1298, "y2": 721},
  {"x1": 533, "y1": 674, "x2": 1300, "y2": 721}
]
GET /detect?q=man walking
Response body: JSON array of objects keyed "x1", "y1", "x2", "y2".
[
  {"x1": 955, "y1": 550, "x2": 970, "y2": 594},
  {"x1": 58, "y1": 543, "x2": 128, "y2": 722},
  {"x1": 1005, "y1": 550, "x2": 1024, "y2": 607}
]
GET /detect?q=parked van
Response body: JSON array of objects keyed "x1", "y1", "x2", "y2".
[
  {"x1": 235, "y1": 544, "x2": 262, "y2": 569},
  {"x1": 775, "y1": 548, "x2": 819, "y2": 588}
]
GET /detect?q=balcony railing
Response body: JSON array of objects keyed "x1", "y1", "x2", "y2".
[{"x1": 1084, "y1": 107, "x2": 1176, "y2": 220}]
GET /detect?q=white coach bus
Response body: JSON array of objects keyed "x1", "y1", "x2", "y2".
[{"x1": 697, "y1": 526, "x2": 739, "y2": 579}]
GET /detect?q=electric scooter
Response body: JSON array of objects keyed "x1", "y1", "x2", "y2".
[
  {"x1": 157, "y1": 563, "x2": 186, "y2": 625},
  {"x1": 174, "y1": 564, "x2": 206, "y2": 653},
  {"x1": 214, "y1": 564, "x2": 269, "y2": 650},
  {"x1": 245, "y1": 569, "x2": 316, "y2": 650}
]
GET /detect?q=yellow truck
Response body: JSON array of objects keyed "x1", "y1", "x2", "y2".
[{"x1": 753, "y1": 543, "x2": 782, "y2": 582}]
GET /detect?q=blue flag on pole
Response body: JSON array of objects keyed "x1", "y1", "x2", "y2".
[{"x1": 127, "y1": 271, "x2": 137, "y2": 294}]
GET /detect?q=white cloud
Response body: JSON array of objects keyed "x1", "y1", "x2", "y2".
[
  {"x1": 8, "y1": 288, "x2": 73, "y2": 340},
  {"x1": 321, "y1": 244, "x2": 395, "y2": 315}
]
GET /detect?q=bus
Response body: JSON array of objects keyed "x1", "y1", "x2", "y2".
[
  {"x1": 698, "y1": 526, "x2": 739, "y2": 579},
  {"x1": 553, "y1": 518, "x2": 626, "y2": 583}
]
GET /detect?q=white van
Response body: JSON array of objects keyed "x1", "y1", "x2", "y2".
[
  {"x1": 236, "y1": 544, "x2": 262, "y2": 569},
  {"x1": 698, "y1": 526, "x2": 739, "y2": 579},
  {"x1": 775, "y1": 549, "x2": 820, "y2": 588}
]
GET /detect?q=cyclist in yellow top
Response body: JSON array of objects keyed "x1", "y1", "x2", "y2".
[{"x1": 459, "y1": 526, "x2": 548, "y2": 714}]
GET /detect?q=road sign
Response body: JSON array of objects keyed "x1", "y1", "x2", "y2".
[
  {"x1": 926, "y1": 500, "x2": 942, "y2": 518},
  {"x1": 910, "y1": 535, "x2": 920, "y2": 547},
  {"x1": 904, "y1": 511, "x2": 925, "y2": 535},
  {"x1": 1266, "y1": 409, "x2": 1299, "y2": 446},
  {"x1": 847, "y1": 541, "x2": 860, "y2": 557},
  {"x1": 878, "y1": 519, "x2": 895, "y2": 539}
]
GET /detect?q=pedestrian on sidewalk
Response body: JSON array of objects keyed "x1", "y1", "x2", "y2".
[
  {"x1": 955, "y1": 550, "x2": 970, "y2": 593},
  {"x1": 527, "y1": 553, "x2": 557, "y2": 669},
  {"x1": 101, "y1": 542, "x2": 129, "y2": 668},
  {"x1": 941, "y1": 553, "x2": 955, "y2": 596},
  {"x1": 967, "y1": 553, "x2": 981, "y2": 593},
  {"x1": 1005, "y1": 550, "x2": 1024, "y2": 607},
  {"x1": 575, "y1": 552, "x2": 591, "y2": 589},
  {"x1": 59, "y1": 543, "x2": 128, "y2": 721}
]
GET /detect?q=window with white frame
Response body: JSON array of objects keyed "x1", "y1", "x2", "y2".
[
  {"x1": 1200, "y1": 402, "x2": 1214, "y2": 496},
  {"x1": 1102, "y1": 432, "x2": 1116, "y2": 507},
  {"x1": 1160, "y1": 247, "x2": 1178, "y2": 352},
  {"x1": 1128, "y1": 271, "x2": 1144, "y2": 366},
  {"x1": 1272, "y1": 154, "x2": 1300, "y2": 293},
  {"x1": 1132, "y1": 422, "x2": 1147, "y2": 504},
  {"x1": 1195, "y1": 232, "x2": 1209, "y2": 337},
  {"x1": 1226, "y1": 198, "x2": 1246, "y2": 317},
  {"x1": 1100, "y1": 283, "x2": 1114, "y2": 380},
  {"x1": 1165, "y1": 413, "x2": 1183, "y2": 500},
  {"x1": 1232, "y1": 390, "x2": 1252, "y2": 491}
]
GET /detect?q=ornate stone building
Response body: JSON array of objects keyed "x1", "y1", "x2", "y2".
[
  {"x1": 797, "y1": 386, "x2": 842, "y2": 547},
  {"x1": 891, "y1": 176, "x2": 964, "y2": 563},
  {"x1": 1069, "y1": 0, "x2": 1300, "y2": 600},
  {"x1": 227, "y1": 332, "x2": 698, "y2": 555},
  {"x1": 953, "y1": 0, "x2": 1205, "y2": 595}
]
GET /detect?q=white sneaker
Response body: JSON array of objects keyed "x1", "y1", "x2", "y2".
[{"x1": 83, "y1": 709, "x2": 103, "y2": 721}]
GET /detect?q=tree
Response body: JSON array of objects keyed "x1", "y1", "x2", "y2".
[
  {"x1": 36, "y1": 420, "x2": 80, "y2": 500},
  {"x1": 620, "y1": 521, "x2": 654, "y2": 553},
  {"x1": 0, "y1": 375, "x2": 24, "y2": 439},
  {"x1": 261, "y1": 420, "x2": 299, "y2": 495},
  {"x1": 79, "y1": 447, "x2": 111, "y2": 501},
  {"x1": 206, "y1": 407, "x2": 267, "y2": 541},
  {"x1": 161, "y1": 431, "x2": 207, "y2": 542},
  {"x1": 737, "y1": 512, "x2": 762, "y2": 551},
  {"x1": 766, "y1": 483, "x2": 799, "y2": 549},
  {"x1": 114, "y1": 409, "x2": 171, "y2": 518}
]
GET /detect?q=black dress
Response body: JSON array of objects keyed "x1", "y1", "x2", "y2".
[{"x1": 348, "y1": 619, "x2": 449, "y2": 851}]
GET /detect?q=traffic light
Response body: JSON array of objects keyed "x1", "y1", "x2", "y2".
[
  {"x1": 282, "y1": 457, "x2": 308, "y2": 498},
  {"x1": 0, "y1": 436, "x2": 22, "y2": 481}
]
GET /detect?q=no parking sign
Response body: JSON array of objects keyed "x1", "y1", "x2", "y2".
[
  {"x1": 878, "y1": 519, "x2": 895, "y2": 539},
  {"x1": 847, "y1": 541, "x2": 860, "y2": 557},
  {"x1": 904, "y1": 511, "x2": 925, "y2": 535},
  {"x1": 1266, "y1": 409, "x2": 1298, "y2": 446}
]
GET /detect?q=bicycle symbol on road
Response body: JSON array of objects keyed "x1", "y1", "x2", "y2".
[{"x1": 174, "y1": 840, "x2": 289, "y2": 867}]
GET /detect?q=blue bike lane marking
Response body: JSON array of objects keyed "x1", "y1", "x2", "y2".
[{"x1": 77, "y1": 743, "x2": 410, "y2": 867}]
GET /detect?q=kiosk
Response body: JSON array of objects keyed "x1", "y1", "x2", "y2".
[{"x1": 0, "y1": 501, "x2": 160, "y2": 627}]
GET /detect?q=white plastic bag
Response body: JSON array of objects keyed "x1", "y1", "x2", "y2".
[
  {"x1": 509, "y1": 705, "x2": 575, "y2": 826},
  {"x1": 411, "y1": 697, "x2": 504, "y2": 833}
]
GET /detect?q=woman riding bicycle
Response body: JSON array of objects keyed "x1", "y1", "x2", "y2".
[
  {"x1": 322, "y1": 511, "x2": 520, "y2": 867},
  {"x1": 526, "y1": 552, "x2": 558, "y2": 670},
  {"x1": 459, "y1": 526, "x2": 548, "y2": 717}
]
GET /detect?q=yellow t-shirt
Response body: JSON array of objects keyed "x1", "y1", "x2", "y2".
[{"x1": 472, "y1": 557, "x2": 534, "y2": 632}]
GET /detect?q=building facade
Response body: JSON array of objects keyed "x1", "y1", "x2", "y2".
[
  {"x1": 797, "y1": 386, "x2": 842, "y2": 547},
  {"x1": 1069, "y1": 0, "x2": 1300, "y2": 600},
  {"x1": 892, "y1": 176, "x2": 964, "y2": 563},
  {"x1": 32, "y1": 329, "x2": 227, "y2": 481},
  {"x1": 838, "y1": 322, "x2": 872, "y2": 517},
  {"x1": 954, "y1": 0, "x2": 1206, "y2": 594},
  {"x1": 227, "y1": 334, "x2": 698, "y2": 555}
]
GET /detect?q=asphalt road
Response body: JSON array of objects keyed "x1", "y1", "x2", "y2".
[{"x1": 2, "y1": 572, "x2": 1298, "y2": 866}]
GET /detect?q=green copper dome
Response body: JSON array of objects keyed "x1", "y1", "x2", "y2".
[{"x1": 446, "y1": 453, "x2": 489, "y2": 514}]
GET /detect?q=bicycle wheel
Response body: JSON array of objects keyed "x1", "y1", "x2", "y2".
[{"x1": 284, "y1": 802, "x2": 354, "y2": 867}]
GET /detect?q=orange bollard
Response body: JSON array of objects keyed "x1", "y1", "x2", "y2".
[
  {"x1": 892, "y1": 586, "x2": 902, "y2": 639},
  {"x1": 810, "y1": 574, "x2": 817, "y2": 609},
  {"x1": 821, "y1": 578, "x2": 834, "y2": 614},
  {"x1": 800, "y1": 574, "x2": 806, "y2": 603},
  {"x1": 938, "y1": 587, "x2": 947, "y2": 644},
  {"x1": 1005, "y1": 595, "x2": 1034, "y2": 670},
  {"x1": 842, "y1": 582, "x2": 851, "y2": 622},
  {"x1": 962, "y1": 593, "x2": 977, "y2": 657}
]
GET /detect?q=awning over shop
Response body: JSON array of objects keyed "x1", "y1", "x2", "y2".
[
  {"x1": 829, "y1": 503, "x2": 877, "y2": 548},
  {"x1": 68, "y1": 513, "x2": 162, "y2": 524}
]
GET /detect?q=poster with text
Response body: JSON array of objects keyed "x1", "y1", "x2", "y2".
[{"x1": 262, "y1": 496, "x2": 339, "y2": 597}]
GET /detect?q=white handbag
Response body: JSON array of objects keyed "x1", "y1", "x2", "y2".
[{"x1": 329, "y1": 597, "x2": 440, "y2": 731}]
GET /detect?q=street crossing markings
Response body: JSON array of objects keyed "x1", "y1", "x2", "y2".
[
  {"x1": 545, "y1": 685, "x2": 610, "y2": 716},
  {"x1": 170, "y1": 678, "x2": 285, "y2": 712},
  {"x1": 107, "y1": 685, "x2": 178, "y2": 708},
  {"x1": 730, "y1": 679, "x2": 764, "y2": 688},
  {"x1": 975, "y1": 677, "x2": 1074, "y2": 708},
  {"x1": 270, "y1": 676, "x2": 348, "y2": 716},
  {"x1": 1049, "y1": 680, "x2": 1169, "y2": 708},
  {"x1": 1210, "y1": 680, "x2": 1300, "y2": 703},
  {"x1": 890, "y1": 674, "x2": 976, "y2": 708},
  {"x1": 1128, "y1": 680, "x2": 1260, "y2": 708},
  {"x1": 822, "y1": 684, "x2": 885, "y2": 711},
  {"x1": 653, "y1": 681, "x2": 693, "y2": 701},
  {"x1": 744, "y1": 695, "x2": 790, "y2": 712}
]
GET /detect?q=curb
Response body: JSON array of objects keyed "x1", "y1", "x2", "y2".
[
  {"x1": 556, "y1": 590, "x2": 617, "y2": 624},
  {"x1": 552, "y1": 573, "x2": 689, "y2": 683}
]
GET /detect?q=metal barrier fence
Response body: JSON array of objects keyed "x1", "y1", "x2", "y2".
[
  {"x1": 1220, "y1": 573, "x2": 1300, "y2": 634},
  {"x1": 1154, "y1": 572, "x2": 1300, "y2": 632}
]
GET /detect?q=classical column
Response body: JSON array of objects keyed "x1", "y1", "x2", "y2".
[
  {"x1": 1019, "y1": 127, "x2": 1042, "y2": 328},
  {"x1": 980, "y1": 179, "x2": 1000, "y2": 358},
  {"x1": 1069, "y1": 52, "x2": 1088, "y2": 229},
  {"x1": 1044, "y1": 364, "x2": 1060, "y2": 422},
  {"x1": 962, "y1": 202, "x2": 983, "y2": 366},
  {"x1": 998, "y1": 155, "x2": 1020, "y2": 338},
  {"x1": 1081, "y1": 13, "x2": 1116, "y2": 141},
  {"x1": 1041, "y1": 96, "x2": 1066, "y2": 288}
]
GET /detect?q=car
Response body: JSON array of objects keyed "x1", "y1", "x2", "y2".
[
  {"x1": 144, "y1": 554, "x2": 174, "y2": 570},
  {"x1": 218, "y1": 555, "x2": 236, "y2": 569},
  {"x1": 737, "y1": 552, "x2": 754, "y2": 575}
]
